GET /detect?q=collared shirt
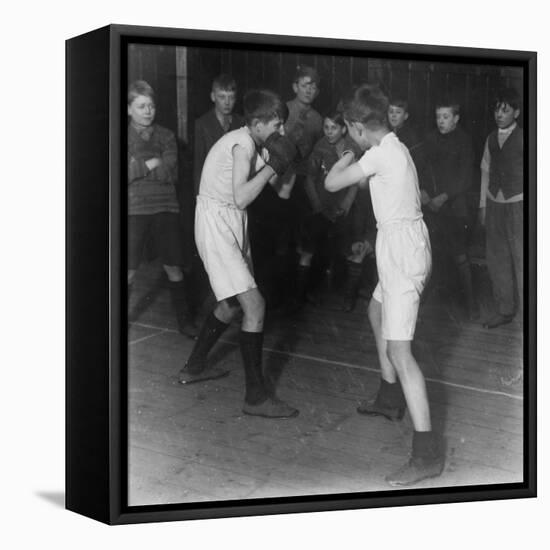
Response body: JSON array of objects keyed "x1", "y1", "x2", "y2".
[{"x1": 479, "y1": 122, "x2": 523, "y2": 206}]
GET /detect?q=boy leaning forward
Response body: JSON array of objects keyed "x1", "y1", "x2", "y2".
[{"x1": 178, "y1": 89, "x2": 300, "y2": 419}]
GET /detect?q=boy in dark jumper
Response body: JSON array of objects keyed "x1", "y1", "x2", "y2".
[
  {"x1": 127, "y1": 80, "x2": 197, "y2": 338},
  {"x1": 421, "y1": 99, "x2": 478, "y2": 320}
]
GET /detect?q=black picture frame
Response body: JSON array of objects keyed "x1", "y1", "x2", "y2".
[{"x1": 66, "y1": 23, "x2": 536, "y2": 525}]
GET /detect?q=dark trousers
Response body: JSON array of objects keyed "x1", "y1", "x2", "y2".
[{"x1": 486, "y1": 200, "x2": 523, "y2": 316}]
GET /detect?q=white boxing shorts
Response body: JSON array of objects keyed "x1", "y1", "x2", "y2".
[
  {"x1": 194, "y1": 195, "x2": 257, "y2": 301},
  {"x1": 372, "y1": 218, "x2": 432, "y2": 341}
]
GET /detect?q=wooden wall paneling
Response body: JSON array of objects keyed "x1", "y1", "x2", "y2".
[
  {"x1": 428, "y1": 63, "x2": 448, "y2": 117},
  {"x1": 386, "y1": 59, "x2": 409, "y2": 99},
  {"x1": 280, "y1": 50, "x2": 300, "y2": 101},
  {"x1": 175, "y1": 47, "x2": 189, "y2": 144},
  {"x1": 244, "y1": 49, "x2": 264, "y2": 91},
  {"x1": 220, "y1": 48, "x2": 233, "y2": 76},
  {"x1": 154, "y1": 46, "x2": 177, "y2": 134},
  {"x1": 367, "y1": 58, "x2": 391, "y2": 92},
  {"x1": 350, "y1": 54, "x2": 370, "y2": 88},
  {"x1": 333, "y1": 55, "x2": 353, "y2": 110},
  {"x1": 407, "y1": 62, "x2": 430, "y2": 134},
  {"x1": 189, "y1": 46, "x2": 223, "y2": 125},
  {"x1": 315, "y1": 53, "x2": 335, "y2": 116},
  {"x1": 468, "y1": 70, "x2": 493, "y2": 163},
  {"x1": 260, "y1": 50, "x2": 283, "y2": 95}
]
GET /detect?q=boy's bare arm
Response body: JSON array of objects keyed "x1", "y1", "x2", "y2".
[
  {"x1": 325, "y1": 153, "x2": 364, "y2": 192},
  {"x1": 232, "y1": 145, "x2": 276, "y2": 209}
]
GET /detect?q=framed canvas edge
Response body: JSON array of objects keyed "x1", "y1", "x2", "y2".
[{"x1": 66, "y1": 23, "x2": 537, "y2": 526}]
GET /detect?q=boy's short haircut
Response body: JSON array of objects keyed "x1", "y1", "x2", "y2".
[
  {"x1": 128, "y1": 80, "x2": 155, "y2": 104},
  {"x1": 342, "y1": 83, "x2": 390, "y2": 129},
  {"x1": 212, "y1": 73, "x2": 237, "y2": 92},
  {"x1": 243, "y1": 89, "x2": 288, "y2": 126},
  {"x1": 435, "y1": 97, "x2": 460, "y2": 115},
  {"x1": 388, "y1": 95, "x2": 409, "y2": 111},
  {"x1": 325, "y1": 108, "x2": 345, "y2": 127},
  {"x1": 293, "y1": 64, "x2": 320, "y2": 84},
  {"x1": 494, "y1": 87, "x2": 522, "y2": 111}
]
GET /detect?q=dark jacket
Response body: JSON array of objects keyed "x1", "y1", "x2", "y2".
[{"x1": 421, "y1": 126, "x2": 474, "y2": 218}]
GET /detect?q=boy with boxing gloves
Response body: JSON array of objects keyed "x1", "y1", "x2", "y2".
[{"x1": 178, "y1": 89, "x2": 300, "y2": 419}]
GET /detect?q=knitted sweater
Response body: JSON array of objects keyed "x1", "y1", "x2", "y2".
[{"x1": 127, "y1": 123, "x2": 180, "y2": 216}]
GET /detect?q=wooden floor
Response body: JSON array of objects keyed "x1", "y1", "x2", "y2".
[{"x1": 127, "y1": 261, "x2": 524, "y2": 506}]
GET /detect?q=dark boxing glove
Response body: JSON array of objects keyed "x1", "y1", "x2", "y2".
[{"x1": 263, "y1": 132, "x2": 299, "y2": 176}]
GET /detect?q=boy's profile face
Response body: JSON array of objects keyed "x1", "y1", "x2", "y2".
[
  {"x1": 436, "y1": 107, "x2": 459, "y2": 134},
  {"x1": 128, "y1": 94, "x2": 156, "y2": 127},
  {"x1": 323, "y1": 117, "x2": 346, "y2": 144},
  {"x1": 388, "y1": 105, "x2": 409, "y2": 130},
  {"x1": 494, "y1": 102, "x2": 519, "y2": 129},
  {"x1": 252, "y1": 116, "x2": 285, "y2": 144},
  {"x1": 211, "y1": 88, "x2": 236, "y2": 116},
  {"x1": 293, "y1": 77, "x2": 319, "y2": 105}
]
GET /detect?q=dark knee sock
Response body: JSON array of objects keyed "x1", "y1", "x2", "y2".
[
  {"x1": 377, "y1": 378, "x2": 406, "y2": 408},
  {"x1": 412, "y1": 431, "x2": 440, "y2": 460},
  {"x1": 239, "y1": 330, "x2": 268, "y2": 405},
  {"x1": 186, "y1": 312, "x2": 229, "y2": 372}
]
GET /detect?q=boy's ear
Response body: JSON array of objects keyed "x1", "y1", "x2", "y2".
[
  {"x1": 210, "y1": 91, "x2": 216, "y2": 103},
  {"x1": 404, "y1": 112, "x2": 409, "y2": 122},
  {"x1": 292, "y1": 82, "x2": 298, "y2": 95},
  {"x1": 514, "y1": 109, "x2": 520, "y2": 120}
]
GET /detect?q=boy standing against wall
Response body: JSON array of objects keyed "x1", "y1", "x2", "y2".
[{"x1": 479, "y1": 88, "x2": 523, "y2": 329}]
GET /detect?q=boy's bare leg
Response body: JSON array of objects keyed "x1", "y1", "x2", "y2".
[
  {"x1": 357, "y1": 299, "x2": 406, "y2": 420},
  {"x1": 237, "y1": 288, "x2": 299, "y2": 418},
  {"x1": 178, "y1": 297, "x2": 239, "y2": 384},
  {"x1": 236, "y1": 287, "x2": 266, "y2": 332},
  {"x1": 385, "y1": 339, "x2": 444, "y2": 486},
  {"x1": 386, "y1": 340, "x2": 431, "y2": 431},
  {"x1": 368, "y1": 299, "x2": 396, "y2": 383}
]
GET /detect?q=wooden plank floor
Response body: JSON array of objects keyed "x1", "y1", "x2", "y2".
[{"x1": 127, "y1": 261, "x2": 524, "y2": 506}]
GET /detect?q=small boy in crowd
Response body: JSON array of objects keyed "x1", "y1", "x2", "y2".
[
  {"x1": 421, "y1": 99, "x2": 478, "y2": 320},
  {"x1": 479, "y1": 88, "x2": 523, "y2": 329},
  {"x1": 291, "y1": 109, "x2": 362, "y2": 308},
  {"x1": 325, "y1": 84, "x2": 444, "y2": 487},
  {"x1": 193, "y1": 74, "x2": 244, "y2": 195},
  {"x1": 387, "y1": 95, "x2": 423, "y2": 157},
  {"x1": 127, "y1": 80, "x2": 197, "y2": 338},
  {"x1": 178, "y1": 89, "x2": 300, "y2": 419}
]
